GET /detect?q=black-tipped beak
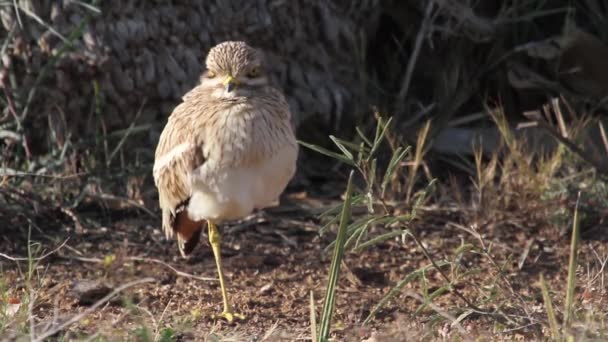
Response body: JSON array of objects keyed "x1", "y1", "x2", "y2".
[{"x1": 223, "y1": 76, "x2": 239, "y2": 93}]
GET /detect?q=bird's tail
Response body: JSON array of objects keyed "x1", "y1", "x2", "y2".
[{"x1": 174, "y1": 210, "x2": 205, "y2": 257}]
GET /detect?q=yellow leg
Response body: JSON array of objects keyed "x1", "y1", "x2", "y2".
[{"x1": 208, "y1": 221, "x2": 245, "y2": 322}]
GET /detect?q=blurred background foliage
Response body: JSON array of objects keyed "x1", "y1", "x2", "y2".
[{"x1": 1, "y1": 0, "x2": 607, "y2": 200}]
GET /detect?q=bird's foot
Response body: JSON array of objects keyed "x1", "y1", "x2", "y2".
[{"x1": 212, "y1": 310, "x2": 246, "y2": 323}]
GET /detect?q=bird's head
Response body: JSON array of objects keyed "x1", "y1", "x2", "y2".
[{"x1": 201, "y1": 41, "x2": 268, "y2": 99}]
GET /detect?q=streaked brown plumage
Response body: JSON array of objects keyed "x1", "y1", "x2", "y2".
[{"x1": 153, "y1": 41, "x2": 298, "y2": 322}]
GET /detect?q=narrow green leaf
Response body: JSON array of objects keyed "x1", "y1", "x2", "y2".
[
  {"x1": 410, "y1": 179, "x2": 437, "y2": 217},
  {"x1": 343, "y1": 216, "x2": 379, "y2": 250},
  {"x1": 414, "y1": 286, "x2": 449, "y2": 315},
  {"x1": 351, "y1": 215, "x2": 414, "y2": 250},
  {"x1": 370, "y1": 117, "x2": 393, "y2": 157},
  {"x1": 381, "y1": 146, "x2": 410, "y2": 197},
  {"x1": 330, "y1": 136, "x2": 370, "y2": 154},
  {"x1": 453, "y1": 243, "x2": 475, "y2": 257},
  {"x1": 329, "y1": 135, "x2": 355, "y2": 161},
  {"x1": 319, "y1": 171, "x2": 355, "y2": 341},
  {"x1": 298, "y1": 140, "x2": 356, "y2": 166},
  {"x1": 353, "y1": 229, "x2": 410, "y2": 252},
  {"x1": 324, "y1": 215, "x2": 377, "y2": 253},
  {"x1": 318, "y1": 195, "x2": 365, "y2": 236},
  {"x1": 356, "y1": 126, "x2": 373, "y2": 147},
  {"x1": 356, "y1": 141, "x2": 365, "y2": 165}
]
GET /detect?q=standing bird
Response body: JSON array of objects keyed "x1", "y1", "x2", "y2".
[{"x1": 152, "y1": 41, "x2": 298, "y2": 322}]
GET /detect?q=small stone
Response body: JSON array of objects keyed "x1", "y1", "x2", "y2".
[{"x1": 70, "y1": 280, "x2": 113, "y2": 305}]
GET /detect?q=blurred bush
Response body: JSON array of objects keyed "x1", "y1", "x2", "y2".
[{"x1": 1, "y1": 0, "x2": 608, "y2": 166}]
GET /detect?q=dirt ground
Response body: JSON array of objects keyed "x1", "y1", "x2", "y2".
[{"x1": 1, "y1": 174, "x2": 607, "y2": 341}]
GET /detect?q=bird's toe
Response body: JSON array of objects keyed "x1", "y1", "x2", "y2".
[{"x1": 212, "y1": 310, "x2": 246, "y2": 323}]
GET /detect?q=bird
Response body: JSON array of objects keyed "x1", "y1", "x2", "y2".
[{"x1": 152, "y1": 41, "x2": 298, "y2": 322}]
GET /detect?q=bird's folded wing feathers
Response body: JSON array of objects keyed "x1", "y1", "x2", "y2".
[{"x1": 152, "y1": 104, "x2": 206, "y2": 240}]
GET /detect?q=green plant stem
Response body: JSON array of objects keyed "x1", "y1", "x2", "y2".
[{"x1": 319, "y1": 171, "x2": 354, "y2": 341}]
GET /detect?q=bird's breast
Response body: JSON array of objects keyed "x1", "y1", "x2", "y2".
[
  {"x1": 189, "y1": 141, "x2": 297, "y2": 222},
  {"x1": 187, "y1": 101, "x2": 297, "y2": 222},
  {"x1": 202, "y1": 102, "x2": 289, "y2": 167}
]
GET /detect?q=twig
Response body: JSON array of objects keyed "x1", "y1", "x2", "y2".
[
  {"x1": 62, "y1": 254, "x2": 217, "y2": 282},
  {"x1": 33, "y1": 278, "x2": 157, "y2": 342},
  {"x1": 500, "y1": 322, "x2": 541, "y2": 334},
  {"x1": 0, "y1": 239, "x2": 69, "y2": 262},
  {"x1": 128, "y1": 257, "x2": 217, "y2": 282},
  {"x1": 87, "y1": 192, "x2": 157, "y2": 218}
]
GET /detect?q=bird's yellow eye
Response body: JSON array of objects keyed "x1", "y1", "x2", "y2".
[
  {"x1": 206, "y1": 70, "x2": 216, "y2": 78},
  {"x1": 247, "y1": 67, "x2": 260, "y2": 78}
]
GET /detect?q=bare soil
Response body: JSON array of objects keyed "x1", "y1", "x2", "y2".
[{"x1": 1, "y1": 183, "x2": 607, "y2": 341}]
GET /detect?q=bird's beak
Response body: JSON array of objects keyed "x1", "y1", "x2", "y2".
[{"x1": 223, "y1": 75, "x2": 239, "y2": 92}]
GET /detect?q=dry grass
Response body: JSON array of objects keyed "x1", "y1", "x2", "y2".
[{"x1": 301, "y1": 103, "x2": 608, "y2": 340}]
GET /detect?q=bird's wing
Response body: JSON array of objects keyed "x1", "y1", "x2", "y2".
[{"x1": 153, "y1": 100, "x2": 206, "y2": 257}]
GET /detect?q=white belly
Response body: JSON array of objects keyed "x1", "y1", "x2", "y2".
[{"x1": 187, "y1": 144, "x2": 297, "y2": 222}]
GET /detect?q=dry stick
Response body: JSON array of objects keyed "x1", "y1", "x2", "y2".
[
  {"x1": 63, "y1": 254, "x2": 217, "y2": 282},
  {"x1": 0, "y1": 238, "x2": 69, "y2": 262},
  {"x1": 551, "y1": 98, "x2": 568, "y2": 138},
  {"x1": 500, "y1": 322, "x2": 542, "y2": 335},
  {"x1": 90, "y1": 192, "x2": 157, "y2": 218},
  {"x1": 128, "y1": 256, "x2": 217, "y2": 282},
  {"x1": 33, "y1": 277, "x2": 157, "y2": 342}
]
